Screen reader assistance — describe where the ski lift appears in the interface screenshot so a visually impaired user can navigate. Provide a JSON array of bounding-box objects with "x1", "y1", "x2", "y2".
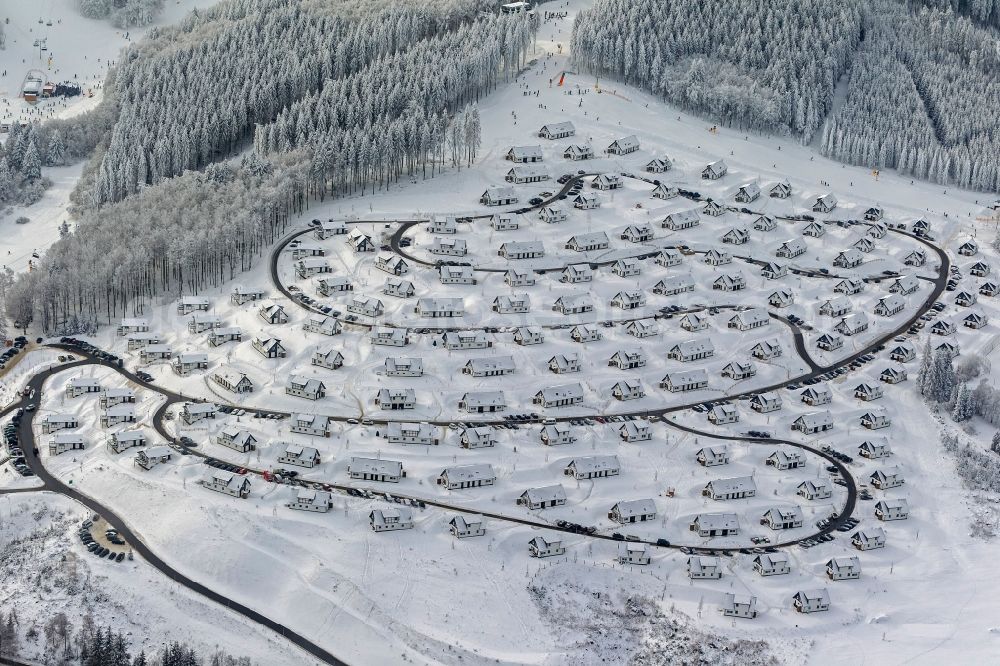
[
  {"x1": 33, "y1": 39, "x2": 40, "y2": 47},
  {"x1": 46, "y1": 20, "x2": 53, "y2": 26},
  {"x1": 40, "y1": 44, "x2": 48, "y2": 51},
  {"x1": 38, "y1": 17, "x2": 43, "y2": 24}
]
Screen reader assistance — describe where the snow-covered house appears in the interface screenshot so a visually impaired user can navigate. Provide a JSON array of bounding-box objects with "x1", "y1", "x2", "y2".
[
  {"x1": 290, "y1": 242, "x2": 325, "y2": 259},
  {"x1": 703, "y1": 248, "x2": 732, "y2": 266},
  {"x1": 553, "y1": 294, "x2": 593, "y2": 314},
  {"x1": 661, "y1": 369, "x2": 709, "y2": 392},
  {"x1": 750, "y1": 392, "x2": 782, "y2": 413},
  {"x1": 797, "y1": 479, "x2": 832, "y2": 501},
  {"x1": 216, "y1": 428, "x2": 257, "y2": 453},
  {"x1": 768, "y1": 289, "x2": 794, "y2": 307},
  {"x1": 775, "y1": 238, "x2": 806, "y2": 259},
  {"x1": 645, "y1": 157, "x2": 671, "y2": 173},
  {"x1": 606, "y1": 135, "x2": 639, "y2": 155},
  {"x1": 439, "y1": 265, "x2": 476, "y2": 285},
  {"x1": 662, "y1": 209, "x2": 700, "y2": 231},
  {"x1": 702, "y1": 160, "x2": 727, "y2": 180},
  {"x1": 117, "y1": 317, "x2": 150, "y2": 336},
  {"x1": 490, "y1": 213, "x2": 518, "y2": 231},
  {"x1": 889, "y1": 343, "x2": 915, "y2": 362},
  {"x1": 514, "y1": 326, "x2": 544, "y2": 345},
  {"x1": 258, "y1": 303, "x2": 288, "y2": 325},
  {"x1": 653, "y1": 274, "x2": 695, "y2": 295},
  {"x1": 679, "y1": 312, "x2": 708, "y2": 332},
  {"x1": 48, "y1": 433, "x2": 85, "y2": 456},
  {"x1": 931, "y1": 320, "x2": 957, "y2": 336},
  {"x1": 955, "y1": 290, "x2": 978, "y2": 307},
  {"x1": 703, "y1": 199, "x2": 726, "y2": 217},
  {"x1": 889, "y1": 276, "x2": 920, "y2": 295},
  {"x1": 754, "y1": 214, "x2": 777, "y2": 232},
  {"x1": 375, "y1": 253, "x2": 409, "y2": 275},
  {"x1": 734, "y1": 183, "x2": 760, "y2": 203},
  {"x1": 981, "y1": 281, "x2": 1000, "y2": 296},
  {"x1": 563, "y1": 144, "x2": 594, "y2": 160},
  {"x1": 964, "y1": 311, "x2": 989, "y2": 329},
  {"x1": 286, "y1": 376, "x2": 326, "y2": 401},
  {"x1": 652, "y1": 183, "x2": 679, "y2": 200},
  {"x1": 875, "y1": 498, "x2": 909, "y2": 521},
  {"x1": 619, "y1": 421, "x2": 652, "y2": 443},
  {"x1": 801, "y1": 385, "x2": 832, "y2": 405},
  {"x1": 375, "y1": 388, "x2": 417, "y2": 410},
  {"x1": 277, "y1": 443, "x2": 321, "y2": 469},
  {"x1": 290, "y1": 413, "x2": 330, "y2": 437},
  {"x1": 626, "y1": 317, "x2": 658, "y2": 337},
  {"x1": 231, "y1": 286, "x2": 267, "y2": 305},
  {"x1": 707, "y1": 404, "x2": 739, "y2": 425},
  {"x1": 688, "y1": 556, "x2": 723, "y2": 580},
  {"x1": 533, "y1": 383, "x2": 585, "y2": 408},
  {"x1": 619, "y1": 543, "x2": 651, "y2": 566},
  {"x1": 177, "y1": 297, "x2": 210, "y2": 315},
  {"x1": 728, "y1": 308, "x2": 770, "y2": 331},
  {"x1": 750, "y1": 340, "x2": 782, "y2": 360},
  {"x1": 713, "y1": 272, "x2": 746, "y2": 291},
  {"x1": 722, "y1": 360, "x2": 757, "y2": 381},
  {"x1": 702, "y1": 476, "x2": 756, "y2": 500},
  {"x1": 608, "y1": 348, "x2": 645, "y2": 369},
  {"x1": 518, "y1": 485, "x2": 568, "y2": 509},
  {"x1": 609, "y1": 499, "x2": 657, "y2": 524},
  {"x1": 689, "y1": 513, "x2": 739, "y2": 537},
  {"x1": 819, "y1": 296, "x2": 852, "y2": 318},
  {"x1": 181, "y1": 402, "x2": 216, "y2": 425},
  {"x1": 834, "y1": 249, "x2": 864, "y2": 269},
  {"x1": 812, "y1": 193, "x2": 838, "y2": 213},
  {"x1": 610, "y1": 290, "x2": 646, "y2": 310},
  {"x1": 463, "y1": 356, "x2": 515, "y2": 377},
  {"x1": 770, "y1": 181, "x2": 791, "y2": 198},
  {"x1": 854, "y1": 379, "x2": 886, "y2": 402},
  {"x1": 499, "y1": 240, "x2": 545, "y2": 259},
  {"x1": 171, "y1": 352, "x2": 208, "y2": 376},
  {"x1": 528, "y1": 536, "x2": 565, "y2": 558},
  {"x1": 538, "y1": 205, "x2": 567, "y2": 224},
  {"x1": 853, "y1": 237, "x2": 875, "y2": 253},
  {"x1": 611, "y1": 379, "x2": 645, "y2": 401},
  {"x1": 870, "y1": 466, "x2": 904, "y2": 489},
  {"x1": 461, "y1": 426, "x2": 498, "y2": 449},
  {"x1": 480, "y1": 185, "x2": 518, "y2": 206},
  {"x1": 416, "y1": 297, "x2": 464, "y2": 318},
  {"x1": 437, "y1": 464, "x2": 496, "y2": 490},
  {"x1": 565, "y1": 455, "x2": 620, "y2": 480},
  {"x1": 793, "y1": 589, "x2": 831, "y2": 614},
  {"x1": 295, "y1": 257, "x2": 331, "y2": 279},
  {"x1": 347, "y1": 228, "x2": 376, "y2": 252},
  {"x1": 212, "y1": 368, "x2": 254, "y2": 394},
  {"x1": 760, "y1": 506, "x2": 803, "y2": 530},
  {"x1": 722, "y1": 227, "x2": 750, "y2": 245},
  {"x1": 970, "y1": 261, "x2": 991, "y2": 278},
  {"x1": 655, "y1": 248, "x2": 683, "y2": 267},
  {"x1": 760, "y1": 262, "x2": 787, "y2": 280},
  {"x1": 209, "y1": 327, "x2": 243, "y2": 347},
  {"x1": 668, "y1": 339, "x2": 714, "y2": 362},
  {"x1": 449, "y1": 515, "x2": 485, "y2": 539},
  {"x1": 565, "y1": 231, "x2": 610, "y2": 252},
  {"x1": 348, "y1": 458, "x2": 404, "y2": 483},
  {"x1": 442, "y1": 330, "x2": 490, "y2": 350},
  {"x1": 766, "y1": 450, "x2": 803, "y2": 470},
  {"x1": 202, "y1": 470, "x2": 251, "y2": 499},
  {"x1": 287, "y1": 489, "x2": 332, "y2": 513},
  {"x1": 826, "y1": 556, "x2": 861, "y2": 581},
  {"x1": 427, "y1": 215, "x2": 458, "y2": 234},
  {"x1": 835, "y1": 278, "x2": 865, "y2": 296},
  {"x1": 369, "y1": 508, "x2": 413, "y2": 532},
  {"x1": 835, "y1": 313, "x2": 869, "y2": 336},
  {"x1": 252, "y1": 337, "x2": 286, "y2": 358},
  {"x1": 696, "y1": 445, "x2": 730, "y2": 467},
  {"x1": 538, "y1": 121, "x2": 575, "y2": 139},
  {"x1": 802, "y1": 222, "x2": 826, "y2": 238},
  {"x1": 41, "y1": 413, "x2": 80, "y2": 435},
  {"x1": 540, "y1": 423, "x2": 576, "y2": 446},
  {"x1": 505, "y1": 145, "x2": 543, "y2": 163},
  {"x1": 550, "y1": 352, "x2": 583, "y2": 373},
  {"x1": 612, "y1": 257, "x2": 641, "y2": 277},
  {"x1": 852, "y1": 527, "x2": 886, "y2": 551},
  {"x1": 459, "y1": 391, "x2": 507, "y2": 413},
  {"x1": 958, "y1": 239, "x2": 979, "y2": 256},
  {"x1": 858, "y1": 437, "x2": 892, "y2": 459},
  {"x1": 506, "y1": 164, "x2": 549, "y2": 184},
  {"x1": 792, "y1": 411, "x2": 833, "y2": 434},
  {"x1": 621, "y1": 224, "x2": 653, "y2": 243},
  {"x1": 109, "y1": 430, "x2": 148, "y2": 454},
  {"x1": 303, "y1": 314, "x2": 341, "y2": 336},
  {"x1": 313, "y1": 219, "x2": 347, "y2": 239},
  {"x1": 134, "y1": 446, "x2": 172, "y2": 471},
  {"x1": 593, "y1": 173, "x2": 623, "y2": 190},
  {"x1": 505, "y1": 269, "x2": 536, "y2": 287},
  {"x1": 754, "y1": 553, "x2": 791, "y2": 576}
]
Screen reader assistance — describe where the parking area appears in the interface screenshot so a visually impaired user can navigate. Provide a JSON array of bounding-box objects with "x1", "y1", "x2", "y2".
[{"x1": 77, "y1": 515, "x2": 133, "y2": 564}]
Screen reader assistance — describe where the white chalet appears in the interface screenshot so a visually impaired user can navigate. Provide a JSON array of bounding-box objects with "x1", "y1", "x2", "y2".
[
  {"x1": 216, "y1": 428, "x2": 257, "y2": 453},
  {"x1": 348, "y1": 458, "x2": 404, "y2": 483},
  {"x1": 754, "y1": 552, "x2": 791, "y2": 576},
  {"x1": 490, "y1": 213, "x2": 518, "y2": 231},
  {"x1": 728, "y1": 308, "x2": 769, "y2": 331},
  {"x1": 801, "y1": 385, "x2": 832, "y2": 405},
  {"x1": 534, "y1": 383, "x2": 584, "y2": 408},
  {"x1": 287, "y1": 488, "x2": 332, "y2": 513},
  {"x1": 375, "y1": 253, "x2": 409, "y2": 275},
  {"x1": 570, "y1": 323, "x2": 601, "y2": 343},
  {"x1": 797, "y1": 479, "x2": 833, "y2": 501},
  {"x1": 538, "y1": 205, "x2": 567, "y2": 224},
  {"x1": 653, "y1": 274, "x2": 694, "y2": 295},
  {"x1": 212, "y1": 368, "x2": 254, "y2": 394},
  {"x1": 385, "y1": 422, "x2": 438, "y2": 445},
  {"x1": 713, "y1": 272, "x2": 746, "y2": 291},
  {"x1": 439, "y1": 265, "x2": 476, "y2": 285},
  {"x1": 703, "y1": 476, "x2": 756, "y2": 500},
  {"x1": 775, "y1": 238, "x2": 806, "y2": 259},
  {"x1": 565, "y1": 231, "x2": 610, "y2": 252},
  {"x1": 662, "y1": 209, "x2": 700, "y2": 231},
  {"x1": 499, "y1": 240, "x2": 545, "y2": 259},
  {"x1": 369, "y1": 508, "x2": 414, "y2": 532},
  {"x1": 812, "y1": 193, "x2": 838, "y2": 213},
  {"x1": 286, "y1": 376, "x2": 326, "y2": 401},
  {"x1": 538, "y1": 121, "x2": 575, "y2": 139},
  {"x1": 606, "y1": 135, "x2": 639, "y2": 155},
  {"x1": 505, "y1": 269, "x2": 536, "y2": 287},
  {"x1": 347, "y1": 228, "x2": 375, "y2": 252},
  {"x1": 852, "y1": 528, "x2": 887, "y2": 551},
  {"x1": 505, "y1": 165, "x2": 548, "y2": 184},
  {"x1": 661, "y1": 369, "x2": 709, "y2": 392},
  {"x1": 202, "y1": 470, "x2": 251, "y2": 498},
  {"x1": 619, "y1": 421, "x2": 652, "y2": 443},
  {"x1": 427, "y1": 215, "x2": 457, "y2": 234},
  {"x1": 258, "y1": 303, "x2": 288, "y2": 325},
  {"x1": 290, "y1": 413, "x2": 330, "y2": 437},
  {"x1": 619, "y1": 543, "x2": 651, "y2": 566},
  {"x1": 553, "y1": 294, "x2": 592, "y2": 314},
  {"x1": 611, "y1": 379, "x2": 645, "y2": 401},
  {"x1": 371, "y1": 327, "x2": 409, "y2": 347},
  {"x1": 514, "y1": 326, "x2": 544, "y2": 345},
  {"x1": 505, "y1": 145, "x2": 543, "y2": 163},
  {"x1": 449, "y1": 515, "x2": 485, "y2": 538},
  {"x1": 761, "y1": 506, "x2": 804, "y2": 530},
  {"x1": 750, "y1": 340, "x2": 783, "y2": 360},
  {"x1": 612, "y1": 257, "x2": 642, "y2": 277},
  {"x1": 626, "y1": 318, "x2": 658, "y2": 338},
  {"x1": 690, "y1": 513, "x2": 739, "y2": 537},
  {"x1": 803, "y1": 222, "x2": 826, "y2": 238},
  {"x1": 574, "y1": 192, "x2": 600, "y2": 209},
  {"x1": 870, "y1": 466, "x2": 904, "y2": 489},
  {"x1": 416, "y1": 298, "x2": 464, "y2": 318},
  {"x1": 563, "y1": 144, "x2": 593, "y2": 160},
  {"x1": 252, "y1": 337, "x2": 286, "y2": 358},
  {"x1": 463, "y1": 356, "x2": 515, "y2": 377},
  {"x1": 751, "y1": 392, "x2": 782, "y2": 413},
  {"x1": 181, "y1": 402, "x2": 216, "y2": 425},
  {"x1": 722, "y1": 359, "x2": 757, "y2": 381},
  {"x1": 461, "y1": 426, "x2": 498, "y2": 449},
  {"x1": 793, "y1": 589, "x2": 831, "y2": 614},
  {"x1": 668, "y1": 339, "x2": 714, "y2": 362},
  {"x1": 375, "y1": 388, "x2": 416, "y2": 410},
  {"x1": 48, "y1": 433, "x2": 85, "y2": 456},
  {"x1": 480, "y1": 185, "x2": 518, "y2": 206},
  {"x1": 528, "y1": 536, "x2": 565, "y2": 558},
  {"x1": 875, "y1": 498, "x2": 909, "y2": 521},
  {"x1": 645, "y1": 157, "x2": 671, "y2": 173},
  {"x1": 565, "y1": 455, "x2": 620, "y2": 479},
  {"x1": 770, "y1": 181, "x2": 792, "y2": 199},
  {"x1": 688, "y1": 556, "x2": 723, "y2": 579},
  {"x1": 696, "y1": 445, "x2": 730, "y2": 467},
  {"x1": 459, "y1": 391, "x2": 507, "y2": 413},
  {"x1": 592, "y1": 173, "x2": 623, "y2": 190},
  {"x1": 702, "y1": 160, "x2": 727, "y2": 180},
  {"x1": 550, "y1": 353, "x2": 582, "y2": 373},
  {"x1": 621, "y1": 224, "x2": 653, "y2": 243},
  {"x1": 835, "y1": 312, "x2": 870, "y2": 336},
  {"x1": 518, "y1": 485, "x2": 567, "y2": 509},
  {"x1": 437, "y1": 464, "x2": 496, "y2": 490},
  {"x1": 792, "y1": 411, "x2": 834, "y2": 434},
  {"x1": 277, "y1": 443, "x2": 320, "y2": 469},
  {"x1": 609, "y1": 499, "x2": 657, "y2": 524},
  {"x1": 766, "y1": 450, "x2": 803, "y2": 470},
  {"x1": 826, "y1": 556, "x2": 861, "y2": 581}
]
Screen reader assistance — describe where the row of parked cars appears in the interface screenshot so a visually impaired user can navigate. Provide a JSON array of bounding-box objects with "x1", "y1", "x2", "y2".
[
  {"x1": 0, "y1": 336, "x2": 32, "y2": 370},
  {"x1": 3, "y1": 420, "x2": 33, "y2": 477},
  {"x1": 78, "y1": 519, "x2": 131, "y2": 562},
  {"x1": 58, "y1": 337, "x2": 122, "y2": 367}
]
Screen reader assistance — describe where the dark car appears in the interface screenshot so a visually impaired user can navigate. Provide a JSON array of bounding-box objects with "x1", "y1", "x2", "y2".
[
  {"x1": 655, "y1": 538, "x2": 670, "y2": 547},
  {"x1": 528, "y1": 197, "x2": 543, "y2": 206}
]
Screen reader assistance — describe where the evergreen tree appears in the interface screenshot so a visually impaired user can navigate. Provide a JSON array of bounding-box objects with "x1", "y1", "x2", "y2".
[
  {"x1": 931, "y1": 348, "x2": 957, "y2": 403},
  {"x1": 952, "y1": 383, "x2": 973, "y2": 421},
  {"x1": 46, "y1": 130, "x2": 67, "y2": 167},
  {"x1": 917, "y1": 339, "x2": 934, "y2": 397},
  {"x1": 20, "y1": 140, "x2": 42, "y2": 181}
]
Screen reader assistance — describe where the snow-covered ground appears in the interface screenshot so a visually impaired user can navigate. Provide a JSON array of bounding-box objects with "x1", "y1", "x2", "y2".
[{"x1": 7, "y1": 0, "x2": 1000, "y2": 663}]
